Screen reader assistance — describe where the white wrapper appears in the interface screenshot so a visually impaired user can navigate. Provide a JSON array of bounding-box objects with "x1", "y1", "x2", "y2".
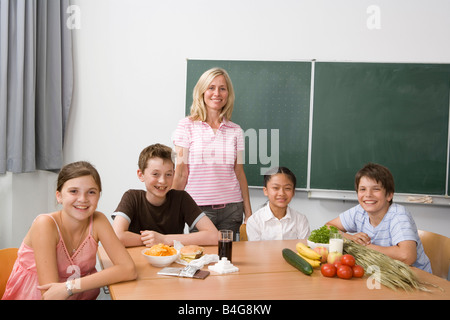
[{"x1": 174, "y1": 240, "x2": 219, "y2": 267}]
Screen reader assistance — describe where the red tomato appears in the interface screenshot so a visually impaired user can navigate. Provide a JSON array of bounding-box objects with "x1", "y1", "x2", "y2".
[
  {"x1": 341, "y1": 254, "x2": 356, "y2": 267},
  {"x1": 320, "y1": 263, "x2": 337, "y2": 277},
  {"x1": 337, "y1": 265, "x2": 353, "y2": 279},
  {"x1": 333, "y1": 261, "x2": 343, "y2": 269},
  {"x1": 352, "y1": 265, "x2": 365, "y2": 278}
]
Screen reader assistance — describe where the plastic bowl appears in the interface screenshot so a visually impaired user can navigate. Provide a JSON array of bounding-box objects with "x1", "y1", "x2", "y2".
[
  {"x1": 307, "y1": 240, "x2": 330, "y2": 250},
  {"x1": 141, "y1": 248, "x2": 179, "y2": 267}
]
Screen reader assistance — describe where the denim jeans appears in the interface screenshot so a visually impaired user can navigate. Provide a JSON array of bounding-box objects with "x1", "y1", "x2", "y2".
[{"x1": 196, "y1": 202, "x2": 244, "y2": 236}]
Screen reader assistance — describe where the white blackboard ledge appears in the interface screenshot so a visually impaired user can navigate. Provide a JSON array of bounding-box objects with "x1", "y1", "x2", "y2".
[{"x1": 307, "y1": 190, "x2": 450, "y2": 207}]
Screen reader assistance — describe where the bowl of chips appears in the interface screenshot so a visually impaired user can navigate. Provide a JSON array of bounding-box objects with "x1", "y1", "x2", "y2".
[{"x1": 142, "y1": 243, "x2": 179, "y2": 267}]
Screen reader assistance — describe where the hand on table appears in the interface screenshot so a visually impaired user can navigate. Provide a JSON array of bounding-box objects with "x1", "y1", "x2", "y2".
[
  {"x1": 140, "y1": 230, "x2": 167, "y2": 247},
  {"x1": 346, "y1": 232, "x2": 371, "y2": 246}
]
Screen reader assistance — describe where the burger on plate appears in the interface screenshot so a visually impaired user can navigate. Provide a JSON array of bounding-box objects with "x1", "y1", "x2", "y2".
[{"x1": 180, "y1": 245, "x2": 204, "y2": 262}]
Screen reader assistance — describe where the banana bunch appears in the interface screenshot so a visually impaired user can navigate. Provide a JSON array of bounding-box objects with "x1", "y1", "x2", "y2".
[{"x1": 296, "y1": 242, "x2": 322, "y2": 268}]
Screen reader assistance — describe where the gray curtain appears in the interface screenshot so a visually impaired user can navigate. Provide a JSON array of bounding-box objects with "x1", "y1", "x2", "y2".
[{"x1": 0, "y1": 0, "x2": 73, "y2": 174}]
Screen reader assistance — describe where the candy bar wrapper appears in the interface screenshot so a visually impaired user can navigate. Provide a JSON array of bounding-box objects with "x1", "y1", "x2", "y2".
[{"x1": 157, "y1": 267, "x2": 210, "y2": 279}]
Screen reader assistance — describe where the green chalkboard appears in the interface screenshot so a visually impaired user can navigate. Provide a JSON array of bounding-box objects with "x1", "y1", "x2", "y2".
[
  {"x1": 185, "y1": 60, "x2": 312, "y2": 188},
  {"x1": 310, "y1": 62, "x2": 450, "y2": 195},
  {"x1": 185, "y1": 60, "x2": 450, "y2": 196}
]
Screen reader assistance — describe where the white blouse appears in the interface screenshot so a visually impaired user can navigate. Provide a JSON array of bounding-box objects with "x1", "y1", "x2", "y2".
[{"x1": 246, "y1": 203, "x2": 310, "y2": 241}]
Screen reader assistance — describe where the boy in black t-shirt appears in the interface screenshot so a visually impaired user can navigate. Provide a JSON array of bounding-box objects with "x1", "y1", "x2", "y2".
[{"x1": 112, "y1": 144, "x2": 218, "y2": 247}]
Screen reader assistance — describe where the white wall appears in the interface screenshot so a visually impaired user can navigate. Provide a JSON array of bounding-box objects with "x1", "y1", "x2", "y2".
[
  {"x1": 2, "y1": 0, "x2": 450, "y2": 248},
  {"x1": 0, "y1": 171, "x2": 56, "y2": 248}
]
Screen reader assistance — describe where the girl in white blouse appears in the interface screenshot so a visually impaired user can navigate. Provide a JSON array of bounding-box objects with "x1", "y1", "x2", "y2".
[{"x1": 246, "y1": 167, "x2": 310, "y2": 241}]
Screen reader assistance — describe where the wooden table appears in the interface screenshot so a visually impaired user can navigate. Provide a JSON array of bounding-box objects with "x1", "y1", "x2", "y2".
[{"x1": 97, "y1": 239, "x2": 450, "y2": 300}]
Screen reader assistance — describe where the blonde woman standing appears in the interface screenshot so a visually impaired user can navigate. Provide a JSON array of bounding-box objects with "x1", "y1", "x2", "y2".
[{"x1": 173, "y1": 68, "x2": 252, "y2": 235}]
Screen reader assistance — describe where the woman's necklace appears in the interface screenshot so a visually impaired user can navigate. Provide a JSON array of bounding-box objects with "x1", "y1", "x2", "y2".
[{"x1": 60, "y1": 211, "x2": 88, "y2": 254}]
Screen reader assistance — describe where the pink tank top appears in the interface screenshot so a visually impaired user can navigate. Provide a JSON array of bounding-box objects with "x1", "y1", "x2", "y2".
[{"x1": 2, "y1": 214, "x2": 99, "y2": 300}]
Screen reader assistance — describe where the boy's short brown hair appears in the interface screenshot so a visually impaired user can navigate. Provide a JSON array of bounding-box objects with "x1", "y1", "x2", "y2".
[
  {"x1": 138, "y1": 143, "x2": 175, "y2": 172},
  {"x1": 355, "y1": 163, "x2": 395, "y2": 204}
]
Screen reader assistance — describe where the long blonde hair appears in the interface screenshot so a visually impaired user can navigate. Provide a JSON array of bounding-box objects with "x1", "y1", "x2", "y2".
[{"x1": 189, "y1": 68, "x2": 235, "y2": 122}]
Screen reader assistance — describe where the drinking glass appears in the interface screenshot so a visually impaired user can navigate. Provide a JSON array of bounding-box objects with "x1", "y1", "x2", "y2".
[{"x1": 218, "y1": 230, "x2": 233, "y2": 262}]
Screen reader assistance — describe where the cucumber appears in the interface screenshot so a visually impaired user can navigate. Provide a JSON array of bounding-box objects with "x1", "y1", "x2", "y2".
[{"x1": 282, "y1": 248, "x2": 313, "y2": 275}]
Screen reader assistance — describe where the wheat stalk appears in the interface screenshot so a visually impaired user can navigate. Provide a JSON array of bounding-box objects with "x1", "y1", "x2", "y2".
[{"x1": 343, "y1": 239, "x2": 439, "y2": 292}]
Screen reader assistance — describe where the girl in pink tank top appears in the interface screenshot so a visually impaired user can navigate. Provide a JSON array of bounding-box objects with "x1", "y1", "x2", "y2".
[{"x1": 2, "y1": 161, "x2": 136, "y2": 300}]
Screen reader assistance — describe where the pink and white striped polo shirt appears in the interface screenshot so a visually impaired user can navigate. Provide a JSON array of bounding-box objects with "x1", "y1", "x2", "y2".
[{"x1": 173, "y1": 117, "x2": 244, "y2": 206}]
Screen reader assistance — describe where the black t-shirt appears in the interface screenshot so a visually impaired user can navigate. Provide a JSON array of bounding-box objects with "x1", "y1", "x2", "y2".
[{"x1": 112, "y1": 189, "x2": 203, "y2": 234}]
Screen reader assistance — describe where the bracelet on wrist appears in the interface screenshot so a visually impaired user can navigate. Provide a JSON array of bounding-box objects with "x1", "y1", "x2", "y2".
[{"x1": 65, "y1": 279, "x2": 75, "y2": 297}]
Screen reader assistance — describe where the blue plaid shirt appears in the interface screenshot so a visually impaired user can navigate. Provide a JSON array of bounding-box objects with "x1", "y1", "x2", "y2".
[{"x1": 340, "y1": 203, "x2": 432, "y2": 273}]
